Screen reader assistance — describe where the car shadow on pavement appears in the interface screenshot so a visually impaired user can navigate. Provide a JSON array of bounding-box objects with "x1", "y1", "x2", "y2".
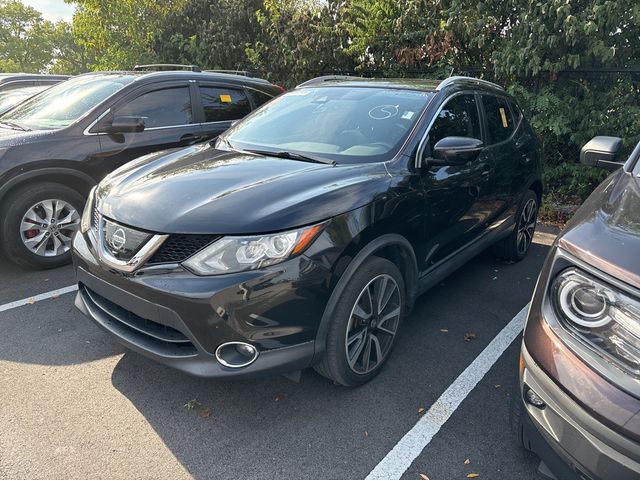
[{"x1": 109, "y1": 243, "x2": 552, "y2": 480}]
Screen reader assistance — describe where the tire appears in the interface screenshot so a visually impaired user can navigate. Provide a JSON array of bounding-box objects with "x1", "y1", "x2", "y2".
[
  {"x1": 493, "y1": 189, "x2": 538, "y2": 262},
  {"x1": 1, "y1": 182, "x2": 85, "y2": 270},
  {"x1": 315, "y1": 256, "x2": 405, "y2": 387}
]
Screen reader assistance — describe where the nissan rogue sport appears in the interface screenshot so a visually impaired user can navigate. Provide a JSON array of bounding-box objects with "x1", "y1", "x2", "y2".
[{"x1": 72, "y1": 76, "x2": 543, "y2": 386}]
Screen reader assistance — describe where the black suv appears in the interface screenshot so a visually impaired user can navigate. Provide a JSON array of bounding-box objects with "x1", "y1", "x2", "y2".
[
  {"x1": 0, "y1": 67, "x2": 283, "y2": 269},
  {"x1": 73, "y1": 76, "x2": 542, "y2": 386}
]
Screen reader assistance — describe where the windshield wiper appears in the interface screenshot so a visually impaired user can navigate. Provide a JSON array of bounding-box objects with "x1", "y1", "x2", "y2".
[
  {"x1": 244, "y1": 149, "x2": 336, "y2": 166},
  {"x1": 0, "y1": 121, "x2": 30, "y2": 131}
]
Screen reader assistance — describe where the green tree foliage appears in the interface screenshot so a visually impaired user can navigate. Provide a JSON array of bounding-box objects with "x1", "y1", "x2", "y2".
[
  {"x1": 71, "y1": 0, "x2": 185, "y2": 69},
  {"x1": 0, "y1": 0, "x2": 56, "y2": 72},
  {"x1": 155, "y1": 0, "x2": 264, "y2": 70}
]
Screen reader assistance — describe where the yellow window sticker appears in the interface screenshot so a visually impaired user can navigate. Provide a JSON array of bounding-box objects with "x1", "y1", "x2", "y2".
[
  {"x1": 499, "y1": 107, "x2": 508, "y2": 128},
  {"x1": 220, "y1": 94, "x2": 232, "y2": 103}
]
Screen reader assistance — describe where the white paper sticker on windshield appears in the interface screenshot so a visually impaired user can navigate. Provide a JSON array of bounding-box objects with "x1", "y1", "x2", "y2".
[{"x1": 402, "y1": 111, "x2": 415, "y2": 120}]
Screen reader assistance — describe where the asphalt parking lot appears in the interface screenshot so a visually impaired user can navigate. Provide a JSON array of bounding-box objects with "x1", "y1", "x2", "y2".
[{"x1": 0, "y1": 230, "x2": 558, "y2": 480}]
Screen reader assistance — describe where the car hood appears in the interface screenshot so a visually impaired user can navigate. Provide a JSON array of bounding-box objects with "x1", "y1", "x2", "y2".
[
  {"x1": 97, "y1": 143, "x2": 391, "y2": 234},
  {"x1": 559, "y1": 169, "x2": 640, "y2": 289},
  {"x1": 0, "y1": 125, "x2": 56, "y2": 146}
]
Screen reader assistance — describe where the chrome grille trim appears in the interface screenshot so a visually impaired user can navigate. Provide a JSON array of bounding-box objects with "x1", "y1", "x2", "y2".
[{"x1": 95, "y1": 214, "x2": 168, "y2": 273}]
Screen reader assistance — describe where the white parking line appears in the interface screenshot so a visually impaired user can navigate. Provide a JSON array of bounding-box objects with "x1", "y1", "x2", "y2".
[
  {"x1": 365, "y1": 304, "x2": 529, "y2": 480},
  {"x1": 0, "y1": 285, "x2": 78, "y2": 314}
]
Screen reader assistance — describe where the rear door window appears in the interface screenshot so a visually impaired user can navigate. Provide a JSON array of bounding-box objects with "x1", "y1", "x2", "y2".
[
  {"x1": 116, "y1": 86, "x2": 193, "y2": 128},
  {"x1": 199, "y1": 86, "x2": 251, "y2": 122},
  {"x1": 482, "y1": 95, "x2": 515, "y2": 144}
]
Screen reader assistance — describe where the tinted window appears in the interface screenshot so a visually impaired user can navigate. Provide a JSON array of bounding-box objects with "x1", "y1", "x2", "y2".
[
  {"x1": 508, "y1": 99, "x2": 523, "y2": 124},
  {"x1": 248, "y1": 89, "x2": 274, "y2": 108},
  {"x1": 117, "y1": 87, "x2": 193, "y2": 128},
  {"x1": 482, "y1": 95, "x2": 514, "y2": 144},
  {"x1": 428, "y1": 94, "x2": 481, "y2": 151},
  {"x1": 200, "y1": 86, "x2": 251, "y2": 122}
]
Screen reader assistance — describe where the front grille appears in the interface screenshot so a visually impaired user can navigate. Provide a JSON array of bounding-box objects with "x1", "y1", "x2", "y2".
[
  {"x1": 81, "y1": 285, "x2": 197, "y2": 357},
  {"x1": 148, "y1": 234, "x2": 220, "y2": 265},
  {"x1": 102, "y1": 218, "x2": 152, "y2": 261}
]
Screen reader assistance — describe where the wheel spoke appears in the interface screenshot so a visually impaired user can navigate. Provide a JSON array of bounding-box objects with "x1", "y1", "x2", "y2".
[
  {"x1": 22, "y1": 207, "x2": 45, "y2": 227},
  {"x1": 370, "y1": 334, "x2": 383, "y2": 364},
  {"x1": 41, "y1": 200, "x2": 54, "y2": 223},
  {"x1": 362, "y1": 334, "x2": 373, "y2": 372},
  {"x1": 347, "y1": 329, "x2": 367, "y2": 367},
  {"x1": 377, "y1": 306, "x2": 400, "y2": 335}
]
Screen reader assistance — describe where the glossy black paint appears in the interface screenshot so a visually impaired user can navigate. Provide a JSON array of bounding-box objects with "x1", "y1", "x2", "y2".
[
  {"x1": 0, "y1": 71, "x2": 282, "y2": 204},
  {"x1": 74, "y1": 78, "x2": 542, "y2": 378}
]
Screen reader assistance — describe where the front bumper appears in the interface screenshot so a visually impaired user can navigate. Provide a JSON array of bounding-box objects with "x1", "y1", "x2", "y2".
[
  {"x1": 520, "y1": 344, "x2": 640, "y2": 480},
  {"x1": 72, "y1": 231, "x2": 332, "y2": 378}
]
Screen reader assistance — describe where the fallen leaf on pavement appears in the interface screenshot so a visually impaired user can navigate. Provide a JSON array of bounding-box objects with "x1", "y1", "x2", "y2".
[
  {"x1": 364, "y1": 431, "x2": 368, "y2": 437},
  {"x1": 467, "y1": 474, "x2": 479, "y2": 478},
  {"x1": 26, "y1": 298, "x2": 35, "y2": 305},
  {"x1": 495, "y1": 384, "x2": 501, "y2": 389},
  {"x1": 198, "y1": 407, "x2": 211, "y2": 418},
  {"x1": 464, "y1": 332, "x2": 477, "y2": 342},
  {"x1": 418, "y1": 407, "x2": 426, "y2": 414},
  {"x1": 419, "y1": 474, "x2": 430, "y2": 480},
  {"x1": 439, "y1": 328, "x2": 449, "y2": 333},
  {"x1": 464, "y1": 458, "x2": 470, "y2": 465},
  {"x1": 274, "y1": 393, "x2": 286, "y2": 402},
  {"x1": 183, "y1": 399, "x2": 201, "y2": 411}
]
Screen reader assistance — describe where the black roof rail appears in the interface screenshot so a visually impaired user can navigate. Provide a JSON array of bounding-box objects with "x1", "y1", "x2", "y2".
[
  {"x1": 133, "y1": 64, "x2": 202, "y2": 72},
  {"x1": 203, "y1": 69, "x2": 252, "y2": 77},
  {"x1": 436, "y1": 76, "x2": 504, "y2": 91},
  {"x1": 297, "y1": 75, "x2": 360, "y2": 88}
]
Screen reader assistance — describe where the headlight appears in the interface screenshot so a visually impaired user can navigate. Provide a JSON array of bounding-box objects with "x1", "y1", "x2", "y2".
[
  {"x1": 80, "y1": 186, "x2": 97, "y2": 234},
  {"x1": 182, "y1": 223, "x2": 325, "y2": 275},
  {"x1": 552, "y1": 268, "x2": 640, "y2": 377}
]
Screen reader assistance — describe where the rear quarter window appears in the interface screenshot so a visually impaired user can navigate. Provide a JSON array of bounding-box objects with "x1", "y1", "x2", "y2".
[
  {"x1": 247, "y1": 89, "x2": 274, "y2": 108},
  {"x1": 200, "y1": 86, "x2": 251, "y2": 122}
]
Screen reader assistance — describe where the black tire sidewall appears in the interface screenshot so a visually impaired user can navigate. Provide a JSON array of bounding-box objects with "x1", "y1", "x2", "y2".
[
  {"x1": 1, "y1": 183, "x2": 85, "y2": 269},
  {"x1": 498, "y1": 190, "x2": 539, "y2": 262},
  {"x1": 320, "y1": 256, "x2": 405, "y2": 386}
]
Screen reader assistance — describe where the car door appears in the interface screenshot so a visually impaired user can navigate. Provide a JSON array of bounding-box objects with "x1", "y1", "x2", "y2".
[
  {"x1": 420, "y1": 92, "x2": 495, "y2": 267},
  {"x1": 478, "y1": 93, "x2": 519, "y2": 225},
  {"x1": 95, "y1": 81, "x2": 202, "y2": 174},
  {"x1": 196, "y1": 83, "x2": 252, "y2": 141}
]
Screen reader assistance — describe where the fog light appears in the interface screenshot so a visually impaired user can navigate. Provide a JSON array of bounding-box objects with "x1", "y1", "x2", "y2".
[
  {"x1": 236, "y1": 343, "x2": 255, "y2": 357},
  {"x1": 525, "y1": 387, "x2": 546, "y2": 409}
]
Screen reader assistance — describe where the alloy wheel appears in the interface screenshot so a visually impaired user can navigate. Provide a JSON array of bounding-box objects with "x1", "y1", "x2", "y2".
[
  {"x1": 19, "y1": 199, "x2": 80, "y2": 257},
  {"x1": 345, "y1": 274, "x2": 401, "y2": 374},
  {"x1": 516, "y1": 198, "x2": 537, "y2": 256}
]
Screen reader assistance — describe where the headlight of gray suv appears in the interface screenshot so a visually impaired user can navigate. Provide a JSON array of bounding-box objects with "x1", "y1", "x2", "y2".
[
  {"x1": 552, "y1": 268, "x2": 640, "y2": 377},
  {"x1": 182, "y1": 223, "x2": 325, "y2": 275}
]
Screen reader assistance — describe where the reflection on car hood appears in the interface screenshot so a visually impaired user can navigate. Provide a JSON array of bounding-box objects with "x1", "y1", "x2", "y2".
[
  {"x1": 97, "y1": 143, "x2": 391, "y2": 234},
  {"x1": 559, "y1": 170, "x2": 640, "y2": 288}
]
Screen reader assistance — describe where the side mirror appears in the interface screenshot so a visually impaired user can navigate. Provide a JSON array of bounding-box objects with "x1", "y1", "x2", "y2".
[
  {"x1": 580, "y1": 136, "x2": 623, "y2": 171},
  {"x1": 430, "y1": 136, "x2": 483, "y2": 166},
  {"x1": 107, "y1": 116, "x2": 145, "y2": 133}
]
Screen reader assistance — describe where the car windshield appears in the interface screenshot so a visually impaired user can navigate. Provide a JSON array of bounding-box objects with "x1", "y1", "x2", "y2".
[
  {"x1": 0, "y1": 74, "x2": 135, "y2": 130},
  {"x1": 0, "y1": 86, "x2": 47, "y2": 115},
  {"x1": 223, "y1": 86, "x2": 434, "y2": 164}
]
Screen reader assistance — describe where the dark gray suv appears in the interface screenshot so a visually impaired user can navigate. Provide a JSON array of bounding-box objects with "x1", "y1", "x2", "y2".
[{"x1": 515, "y1": 136, "x2": 640, "y2": 480}]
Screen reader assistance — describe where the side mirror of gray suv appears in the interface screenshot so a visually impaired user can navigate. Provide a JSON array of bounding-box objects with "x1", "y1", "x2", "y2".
[{"x1": 580, "y1": 136, "x2": 623, "y2": 171}]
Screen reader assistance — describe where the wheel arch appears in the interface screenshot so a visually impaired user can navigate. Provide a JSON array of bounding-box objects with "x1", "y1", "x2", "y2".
[
  {"x1": 312, "y1": 233, "x2": 418, "y2": 364},
  {"x1": 0, "y1": 167, "x2": 96, "y2": 208}
]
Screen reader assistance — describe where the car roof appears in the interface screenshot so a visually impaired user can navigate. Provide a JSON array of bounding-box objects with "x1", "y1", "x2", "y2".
[
  {"x1": 296, "y1": 75, "x2": 505, "y2": 95},
  {"x1": 0, "y1": 73, "x2": 70, "y2": 84},
  {"x1": 77, "y1": 70, "x2": 276, "y2": 89}
]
